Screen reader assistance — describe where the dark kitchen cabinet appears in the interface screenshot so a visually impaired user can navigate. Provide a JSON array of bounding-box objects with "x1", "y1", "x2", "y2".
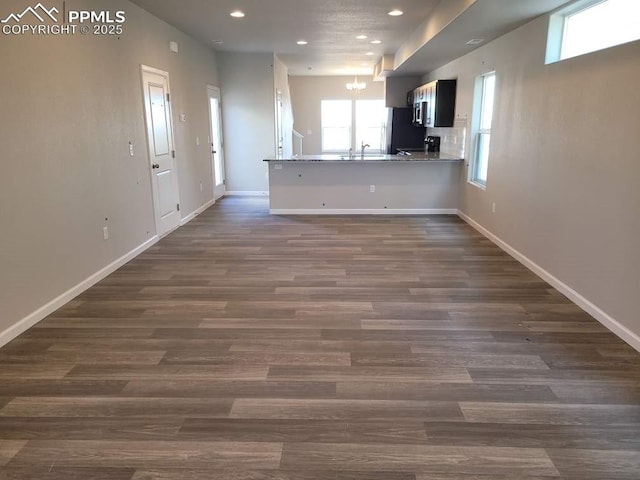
[
  {"x1": 406, "y1": 90, "x2": 414, "y2": 106},
  {"x1": 409, "y1": 79, "x2": 457, "y2": 128},
  {"x1": 424, "y1": 79, "x2": 457, "y2": 128}
]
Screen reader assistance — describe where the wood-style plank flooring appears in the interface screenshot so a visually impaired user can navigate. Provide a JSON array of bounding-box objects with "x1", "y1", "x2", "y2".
[{"x1": 1, "y1": 196, "x2": 639, "y2": 479}]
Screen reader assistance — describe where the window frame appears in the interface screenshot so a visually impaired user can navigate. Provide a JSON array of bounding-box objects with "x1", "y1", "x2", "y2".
[
  {"x1": 355, "y1": 99, "x2": 386, "y2": 154},
  {"x1": 546, "y1": 0, "x2": 640, "y2": 64},
  {"x1": 320, "y1": 98, "x2": 386, "y2": 154},
  {"x1": 320, "y1": 99, "x2": 353, "y2": 153},
  {"x1": 469, "y1": 71, "x2": 496, "y2": 189}
]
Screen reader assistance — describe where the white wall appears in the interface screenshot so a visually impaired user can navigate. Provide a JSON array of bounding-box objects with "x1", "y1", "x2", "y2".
[
  {"x1": 217, "y1": 52, "x2": 275, "y2": 193},
  {"x1": 425, "y1": 17, "x2": 640, "y2": 345},
  {"x1": 0, "y1": 0, "x2": 219, "y2": 344},
  {"x1": 289, "y1": 76, "x2": 384, "y2": 154}
]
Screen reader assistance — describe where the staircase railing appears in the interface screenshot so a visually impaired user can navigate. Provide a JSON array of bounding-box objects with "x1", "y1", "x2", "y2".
[{"x1": 293, "y1": 129, "x2": 304, "y2": 156}]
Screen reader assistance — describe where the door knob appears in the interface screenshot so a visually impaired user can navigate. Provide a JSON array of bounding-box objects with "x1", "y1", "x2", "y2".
[{"x1": 152, "y1": 163, "x2": 160, "y2": 169}]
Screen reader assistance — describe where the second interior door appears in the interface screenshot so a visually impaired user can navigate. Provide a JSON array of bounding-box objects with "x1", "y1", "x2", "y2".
[{"x1": 207, "y1": 86, "x2": 226, "y2": 200}]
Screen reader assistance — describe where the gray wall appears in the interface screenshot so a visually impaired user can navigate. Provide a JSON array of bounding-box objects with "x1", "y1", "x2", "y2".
[
  {"x1": 0, "y1": 0, "x2": 219, "y2": 340},
  {"x1": 425, "y1": 17, "x2": 640, "y2": 342},
  {"x1": 385, "y1": 76, "x2": 422, "y2": 107},
  {"x1": 289, "y1": 76, "x2": 384, "y2": 154},
  {"x1": 217, "y1": 52, "x2": 275, "y2": 193}
]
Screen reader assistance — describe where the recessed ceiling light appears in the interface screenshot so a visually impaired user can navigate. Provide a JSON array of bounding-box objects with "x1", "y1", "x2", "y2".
[
  {"x1": 388, "y1": 9, "x2": 404, "y2": 16},
  {"x1": 356, "y1": 35, "x2": 368, "y2": 40},
  {"x1": 466, "y1": 38, "x2": 485, "y2": 45},
  {"x1": 230, "y1": 10, "x2": 245, "y2": 18},
  {"x1": 297, "y1": 40, "x2": 308, "y2": 45},
  {"x1": 371, "y1": 40, "x2": 382, "y2": 44},
  {"x1": 365, "y1": 51, "x2": 375, "y2": 56}
]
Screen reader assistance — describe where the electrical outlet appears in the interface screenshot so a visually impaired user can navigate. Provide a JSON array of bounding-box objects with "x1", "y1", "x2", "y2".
[
  {"x1": 103, "y1": 226, "x2": 109, "y2": 240},
  {"x1": 492, "y1": 202, "x2": 497, "y2": 213},
  {"x1": 196, "y1": 137, "x2": 200, "y2": 146},
  {"x1": 200, "y1": 181, "x2": 203, "y2": 192},
  {"x1": 369, "y1": 185, "x2": 375, "y2": 193},
  {"x1": 128, "y1": 142, "x2": 134, "y2": 157}
]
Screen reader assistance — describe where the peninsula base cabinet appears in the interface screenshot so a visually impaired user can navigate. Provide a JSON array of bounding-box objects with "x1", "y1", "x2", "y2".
[{"x1": 264, "y1": 156, "x2": 463, "y2": 214}]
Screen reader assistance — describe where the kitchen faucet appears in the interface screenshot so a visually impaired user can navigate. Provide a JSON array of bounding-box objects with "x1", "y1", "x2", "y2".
[{"x1": 360, "y1": 141, "x2": 370, "y2": 159}]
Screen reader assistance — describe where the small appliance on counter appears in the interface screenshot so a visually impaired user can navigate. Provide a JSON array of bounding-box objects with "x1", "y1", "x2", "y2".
[{"x1": 426, "y1": 135, "x2": 441, "y2": 153}]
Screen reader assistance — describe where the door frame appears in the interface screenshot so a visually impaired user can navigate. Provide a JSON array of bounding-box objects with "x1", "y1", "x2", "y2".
[
  {"x1": 275, "y1": 89, "x2": 284, "y2": 157},
  {"x1": 141, "y1": 64, "x2": 181, "y2": 237},
  {"x1": 207, "y1": 85, "x2": 226, "y2": 200}
]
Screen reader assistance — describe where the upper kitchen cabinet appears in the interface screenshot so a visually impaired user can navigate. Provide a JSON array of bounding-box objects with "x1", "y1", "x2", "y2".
[
  {"x1": 425, "y1": 79, "x2": 457, "y2": 128},
  {"x1": 409, "y1": 79, "x2": 457, "y2": 128}
]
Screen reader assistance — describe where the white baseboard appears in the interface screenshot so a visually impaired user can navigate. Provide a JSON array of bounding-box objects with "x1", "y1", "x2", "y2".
[
  {"x1": 270, "y1": 208, "x2": 458, "y2": 215},
  {"x1": 180, "y1": 198, "x2": 215, "y2": 226},
  {"x1": 457, "y1": 210, "x2": 640, "y2": 353},
  {"x1": 225, "y1": 191, "x2": 269, "y2": 197},
  {"x1": 0, "y1": 236, "x2": 159, "y2": 349}
]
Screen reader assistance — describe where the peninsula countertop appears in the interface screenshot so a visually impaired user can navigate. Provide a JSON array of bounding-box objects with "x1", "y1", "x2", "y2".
[{"x1": 263, "y1": 152, "x2": 463, "y2": 163}]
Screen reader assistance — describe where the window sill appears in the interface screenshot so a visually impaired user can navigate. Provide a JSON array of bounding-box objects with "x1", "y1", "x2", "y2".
[{"x1": 468, "y1": 180, "x2": 487, "y2": 191}]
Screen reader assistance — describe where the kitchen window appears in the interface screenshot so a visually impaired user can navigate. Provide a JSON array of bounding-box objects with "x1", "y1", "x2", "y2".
[
  {"x1": 355, "y1": 100, "x2": 386, "y2": 153},
  {"x1": 470, "y1": 71, "x2": 496, "y2": 187},
  {"x1": 546, "y1": 0, "x2": 640, "y2": 63},
  {"x1": 321, "y1": 99, "x2": 386, "y2": 153},
  {"x1": 321, "y1": 100, "x2": 352, "y2": 152}
]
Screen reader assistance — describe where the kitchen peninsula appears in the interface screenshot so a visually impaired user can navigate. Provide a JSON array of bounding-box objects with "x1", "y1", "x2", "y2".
[{"x1": 264, "y1": 153, "x2": 463, "y2": 214}]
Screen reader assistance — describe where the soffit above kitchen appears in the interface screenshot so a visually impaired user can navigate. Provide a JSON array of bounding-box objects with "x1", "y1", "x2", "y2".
[{"x1": 129, "y1": 0, "x2": 573, "y2": 76}]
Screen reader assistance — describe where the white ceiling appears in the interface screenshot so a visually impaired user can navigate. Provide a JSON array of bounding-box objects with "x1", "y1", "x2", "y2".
[{"x1": 129, "y1": 0, "x2": 572, "y2": 77}]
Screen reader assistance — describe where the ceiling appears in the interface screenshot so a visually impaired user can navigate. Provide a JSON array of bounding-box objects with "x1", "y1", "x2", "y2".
[{"x1": 129, "y1": 0, "x2": 573, "y2": 77}]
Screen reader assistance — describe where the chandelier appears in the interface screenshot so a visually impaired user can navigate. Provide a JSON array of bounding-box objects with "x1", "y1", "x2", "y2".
[{"x1": 346, "y1": 76, "x2": 366, "y2": 91}]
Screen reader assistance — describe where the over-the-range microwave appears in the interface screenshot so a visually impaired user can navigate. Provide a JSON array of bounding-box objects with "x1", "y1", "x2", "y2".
[{"x1": 413, "y1": 101, "x2": 427, "y2": 127}]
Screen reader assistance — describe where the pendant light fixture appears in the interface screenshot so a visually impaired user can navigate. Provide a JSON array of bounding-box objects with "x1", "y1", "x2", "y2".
[{"x1": 346, "y1": 75, "x2": 366, "y2": 92}]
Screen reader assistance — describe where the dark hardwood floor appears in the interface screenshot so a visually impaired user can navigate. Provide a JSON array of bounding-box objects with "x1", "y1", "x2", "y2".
[{"x1": 1, "y1": 196, "x2": 639, "y2": 479}]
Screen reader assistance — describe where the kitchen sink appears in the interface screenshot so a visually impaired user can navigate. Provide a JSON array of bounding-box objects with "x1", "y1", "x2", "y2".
[{"x1": 339, "y1": 154, "x2": 389, "y2": 160}]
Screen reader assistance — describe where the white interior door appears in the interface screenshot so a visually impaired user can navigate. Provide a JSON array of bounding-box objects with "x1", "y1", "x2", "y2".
[
  {"x1": 142, "y1": 66, "x2": 180, "y2": 237},
  {"x1": 207, "y1": 86, "x2": 226, "y2": 199}
]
